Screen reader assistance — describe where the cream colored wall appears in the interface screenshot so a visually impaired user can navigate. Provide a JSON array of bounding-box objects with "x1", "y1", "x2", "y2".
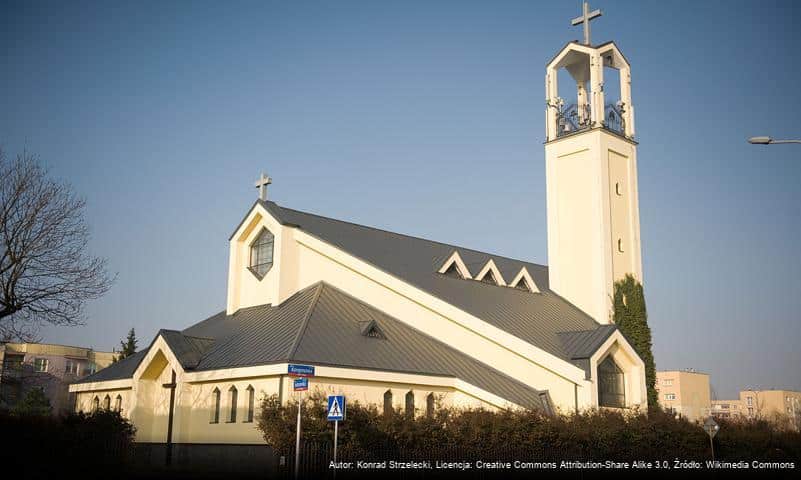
[
  {"x1": 75, "y1": 389, "x2": 132, "y2": 415},
  {"x1": 655, "y1": 371, "x2": 711, "y2": 422},
  {"x1": 740, "y1": 390, "x2": 801, "y2": 419},
  {"x1": 545, "y1": 129, "x2": 642, "y2": 325}
]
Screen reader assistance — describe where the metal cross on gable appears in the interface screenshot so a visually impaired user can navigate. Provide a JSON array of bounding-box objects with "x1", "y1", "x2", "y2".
[
  {"x1": 571, "y1": 1, "x2": 603, "y2": 46},
  {"x1": 255, "y1": 172, "x2": 272, "y2": 201}
]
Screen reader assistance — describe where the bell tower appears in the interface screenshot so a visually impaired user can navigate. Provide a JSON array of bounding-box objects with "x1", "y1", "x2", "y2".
[{"x1": 544, "y1": 5, "x2": 643, "y2": 324}]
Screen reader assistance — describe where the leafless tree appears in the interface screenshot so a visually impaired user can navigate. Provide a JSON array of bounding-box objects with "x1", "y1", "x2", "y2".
[{"x1": 0, "y1": 149, "x2": 114, "y2": 341}]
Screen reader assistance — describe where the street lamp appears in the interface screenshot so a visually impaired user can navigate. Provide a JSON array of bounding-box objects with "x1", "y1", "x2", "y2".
[{"x1": 748, "y1": 136, "x2": 801, "y2": 145}]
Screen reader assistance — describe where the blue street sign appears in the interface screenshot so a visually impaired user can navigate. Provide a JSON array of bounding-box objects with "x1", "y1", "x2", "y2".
[
  {"x1": 293, "y1": 377, "x2": 308, "y2": 391},
  {"x1": 327, "y1": 395, "x2": 345, "y2": 421},
  {"x1": 288, "y1": 364, "x2": 315, "y2": 377}
]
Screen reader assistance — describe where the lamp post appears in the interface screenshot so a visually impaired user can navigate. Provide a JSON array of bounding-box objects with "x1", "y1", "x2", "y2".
[{"x1": 748, "y1": 136, "x2": 801, "y2": 145}]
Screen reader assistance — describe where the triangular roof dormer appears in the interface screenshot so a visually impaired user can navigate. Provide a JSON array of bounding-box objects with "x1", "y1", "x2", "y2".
[
  {"x1": 509, "y1": 267, "x2": 540, "y2": 293},
  {"x1": 437, "y1": 251, "x2": 472, "y2": 279},
  {"x1": 474, "y1": 259, "x2": 506, "y2": 287}
]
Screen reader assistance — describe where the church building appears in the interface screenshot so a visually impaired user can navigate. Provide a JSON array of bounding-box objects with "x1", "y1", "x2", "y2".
[{"x1": 71, "y1": 10, "x2": 648, "y2": 445}]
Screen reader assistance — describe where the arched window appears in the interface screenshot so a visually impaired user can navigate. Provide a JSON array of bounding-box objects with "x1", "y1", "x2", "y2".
[
  {"x1": 405, "y1": 391, "x2": 415, "y2": 418},
  {"x1": 383, "y1": 390, "x2": 393, "y2": 416},
  {"x1": 598, "y1": 356, "x2": 626, "y2": 408},
  {"x1": 103, "y1": 394, "x2": 111, "y2": 410},
  {"x1": 210, "y1": 387, "x2": 221, "y2": 423},
  {"x1": 92, "y1": 396, "x2": 99, "y2": 412},
  {"x1": 244, "y1": 385, "x2": 255, "y2": 423},
  {"x1": 249, "y1": 228, "x2": 275, "y2": 278},
  {"x1": 426, "y1": 393, "x2": 435, "y2": 417},
  {"x1": 115, "y1": 394, "x2": 122, "y2": 412},
  {"x1": 617, "y1": 238, "x2": 624, "y2": 253},
  {"x1": 228, "y1": 386, "x2": 238, "y2": 423}
]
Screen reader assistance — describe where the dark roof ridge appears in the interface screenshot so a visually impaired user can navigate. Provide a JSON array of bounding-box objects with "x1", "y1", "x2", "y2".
[
  {"x1": 269, "y1": 201, "x2": 548, "y2": 271},
  {"x1": 286, "y1": 282, "x2": 325, "y2": 359}
]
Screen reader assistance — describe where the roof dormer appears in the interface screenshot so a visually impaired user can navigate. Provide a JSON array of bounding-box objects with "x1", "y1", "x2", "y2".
[
  {"x1": 474, "y1": 259, "x2": 506, "y2": 286},
  {"x1": 437, "y1": 251, "x2": 472, "y2": 279},
  {"x1": 509, "y1": 267, "x2": 540, "y2": 293}
]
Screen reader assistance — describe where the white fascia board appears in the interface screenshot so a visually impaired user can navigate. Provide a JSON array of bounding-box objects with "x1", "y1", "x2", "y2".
[
  {"x1": 293, "y1": 229, "x2": 587, "y2": 383},
  {"x1": 474, "y1": 259, "x2": 507, "y2": 286},
  {"x1": 69, "y1": 379, "x2": 132, "y2": 393},
  {"x1": 509, "y1": 267, "x2": 540, "y2": 293},
  {"x1": 437, "y1": 251, "x2": 473, "y2": 279}
]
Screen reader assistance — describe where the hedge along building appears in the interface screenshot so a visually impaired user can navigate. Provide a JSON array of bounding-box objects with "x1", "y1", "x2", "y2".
[{"x1": 69, "y1": 5, "x2": 647, "y2": 445}]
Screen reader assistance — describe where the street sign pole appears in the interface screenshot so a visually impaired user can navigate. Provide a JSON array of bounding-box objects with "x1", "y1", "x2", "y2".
[
  {"x1": 333, "y1": 419, "x2": 339, "y2": 480},
  {"x1": 703, "y1": 417, "x2": 719, "y2": 462},
  {"x1": 295, "y1": 392, "x2": 301, "y2": 479}
]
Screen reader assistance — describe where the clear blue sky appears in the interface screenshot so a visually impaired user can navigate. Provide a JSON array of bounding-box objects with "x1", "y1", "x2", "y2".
[{"x1": 2, "y1": 1, "x2": 799, "y2": 399}]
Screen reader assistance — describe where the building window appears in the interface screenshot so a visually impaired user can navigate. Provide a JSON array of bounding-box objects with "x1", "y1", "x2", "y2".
[
  {"x1": 103, "y1": 395, "x2": 111, "y2": 410},
  {"x1": 210, "y1": 388, "x2": 221, "y2": 423},
  {"x1": 662, "y1": 379, "x2": 673, "y2": 386},
  {"x1": 85, "y1": 362, "x2": 97, "y2": 376},
  {"x1": 383, "y1": 390, "x2": 393, "y2": 416},
  {"x1": 115, "y1": 395, "x2": 122, "y2": 412},
  {"x1": 598, "y1": 356, "x2": 625, "y2": 408},
  {"x1": 617, "y1": 238, "x2": 624, "y2": 253},
  {"x1": 615, "y1": 182, "x2": 622, "y2": 196},
  {"x1": 92, "y1": 396, "x2": 100, "y2": 412},
  {"x1": 426, "y1": 393, "x2": 435, "y2": 417},
  {"x1": 664, "y1": 393, "x2": 676, "y2": 401},
  {"x1": 746, "y1": 396, "x2": 753, "y2": 406},
  {"x1": 65, "y1": 360, "x2": 79, "y2": 375},
  {"x1": 405, "y1": 391, "x2": 415, "y2": 418},
  {"x1": 228, "y1": 386, "x2": 238, "y2": 423},
  {"x1": 748, "y1": 407, "x2": 754, "y2": 416},
  {"x1": 34, "y1": 358, "x2": 48, "y2": 372},
  {"x1": 249, "y1": 228, "x2": 275, "y2": 278},
  {"x1": 244, "y1": 385, "x2": 255, "y2": 423}
]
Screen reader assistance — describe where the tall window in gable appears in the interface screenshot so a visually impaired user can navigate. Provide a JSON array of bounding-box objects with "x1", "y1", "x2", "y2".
[
  {"x1": 210, "y1": 387, "x2": 221, "y2": 423},
  {"x1": 103, "y1": 395, "x2": 111, "y2": 410},
  {"x1": 383, "y1": 390, "x2": 393, "y2": 416},
  {"x1": 598, "y1": 356, "x2": 626, "y2": 408},
  {"x1": 228, "y1": 386, "x2": 238, "y2": 423},
  {"x1": 244, "y1": 385, "x2": 255, "y2": 423},
  {"x1": 426, "y1": 393, "x2": 435, "y2": 417},
  {"x1": 92, "y1": 396, "x2": 99, "y2": 412},
  {"x1": 249, "y1": 228, "x2": 275, "y2": 278},
  {"x1": 115, "y1": 394, "x2": 122, "y2": 412}
]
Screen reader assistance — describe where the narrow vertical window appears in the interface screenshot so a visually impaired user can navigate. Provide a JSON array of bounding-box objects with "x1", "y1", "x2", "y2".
[
  {"x1": 228, "y1": 386, "x2": 238, "y2": 423},
  {"x1": 92, "y1": 396, "x2": 99, "y2": 412},
  {"x1": 617, "y1": 238, "x2": 624, "y2": 253},
  {"x1": 244, "y1": 385, "x2": 255, "y2": 423},
  {"x1": 103, "y1": 394, "x2": 111, "y2": 410},
  {"x1": 210, "y1": 387, "x2": 221, "y2": 423},
  {"x1": 405, "y1": 391, "x2": 415, "y2": 418},
  {"x1": 115, "y1": 394, "x2": 122, "y2": 412},
  {"x1": 426, "y1": 393, "x2": 435, "y2": 417},
  {"x1": 383, "y1": 390, "x2": 393, "y2": 416},
  {"x1": 615, "y1": 182, "x2": 622, "y2": 196}
]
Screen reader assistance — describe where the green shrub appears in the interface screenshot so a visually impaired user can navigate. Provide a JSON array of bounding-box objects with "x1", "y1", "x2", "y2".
[{"x1": 257, "y1": 389, "x2": 801, "y2": 462}]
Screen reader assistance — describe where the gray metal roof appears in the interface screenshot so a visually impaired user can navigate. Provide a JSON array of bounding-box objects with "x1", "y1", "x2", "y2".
[
  {"x1": 76, "y1": 282, "x2": 546, "y2": 409},
  {"x1": 74, "y1": 349, "x2": 147, "y2": 384},
  {"x1": 261, "y1": 201, "x2": 609, "y2": 367}
]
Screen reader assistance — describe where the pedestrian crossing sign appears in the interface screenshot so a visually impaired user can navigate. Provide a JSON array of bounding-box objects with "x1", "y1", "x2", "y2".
[{"x1": 327, "y1": 395, "x2": 345, "y2": 421}]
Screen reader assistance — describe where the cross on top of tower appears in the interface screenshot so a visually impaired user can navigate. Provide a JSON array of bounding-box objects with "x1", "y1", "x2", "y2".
[
  {"x1": 255, "y1": 172, "x2": 272, "y2": 201},
  {"x1": 571, "y1": 1, "x2": 603, "y2": 46}
]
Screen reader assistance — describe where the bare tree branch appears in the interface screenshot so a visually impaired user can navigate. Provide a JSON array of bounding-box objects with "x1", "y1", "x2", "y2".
[{"x1": 0, "y1": 148, "x2": 115, "y2": 337}]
